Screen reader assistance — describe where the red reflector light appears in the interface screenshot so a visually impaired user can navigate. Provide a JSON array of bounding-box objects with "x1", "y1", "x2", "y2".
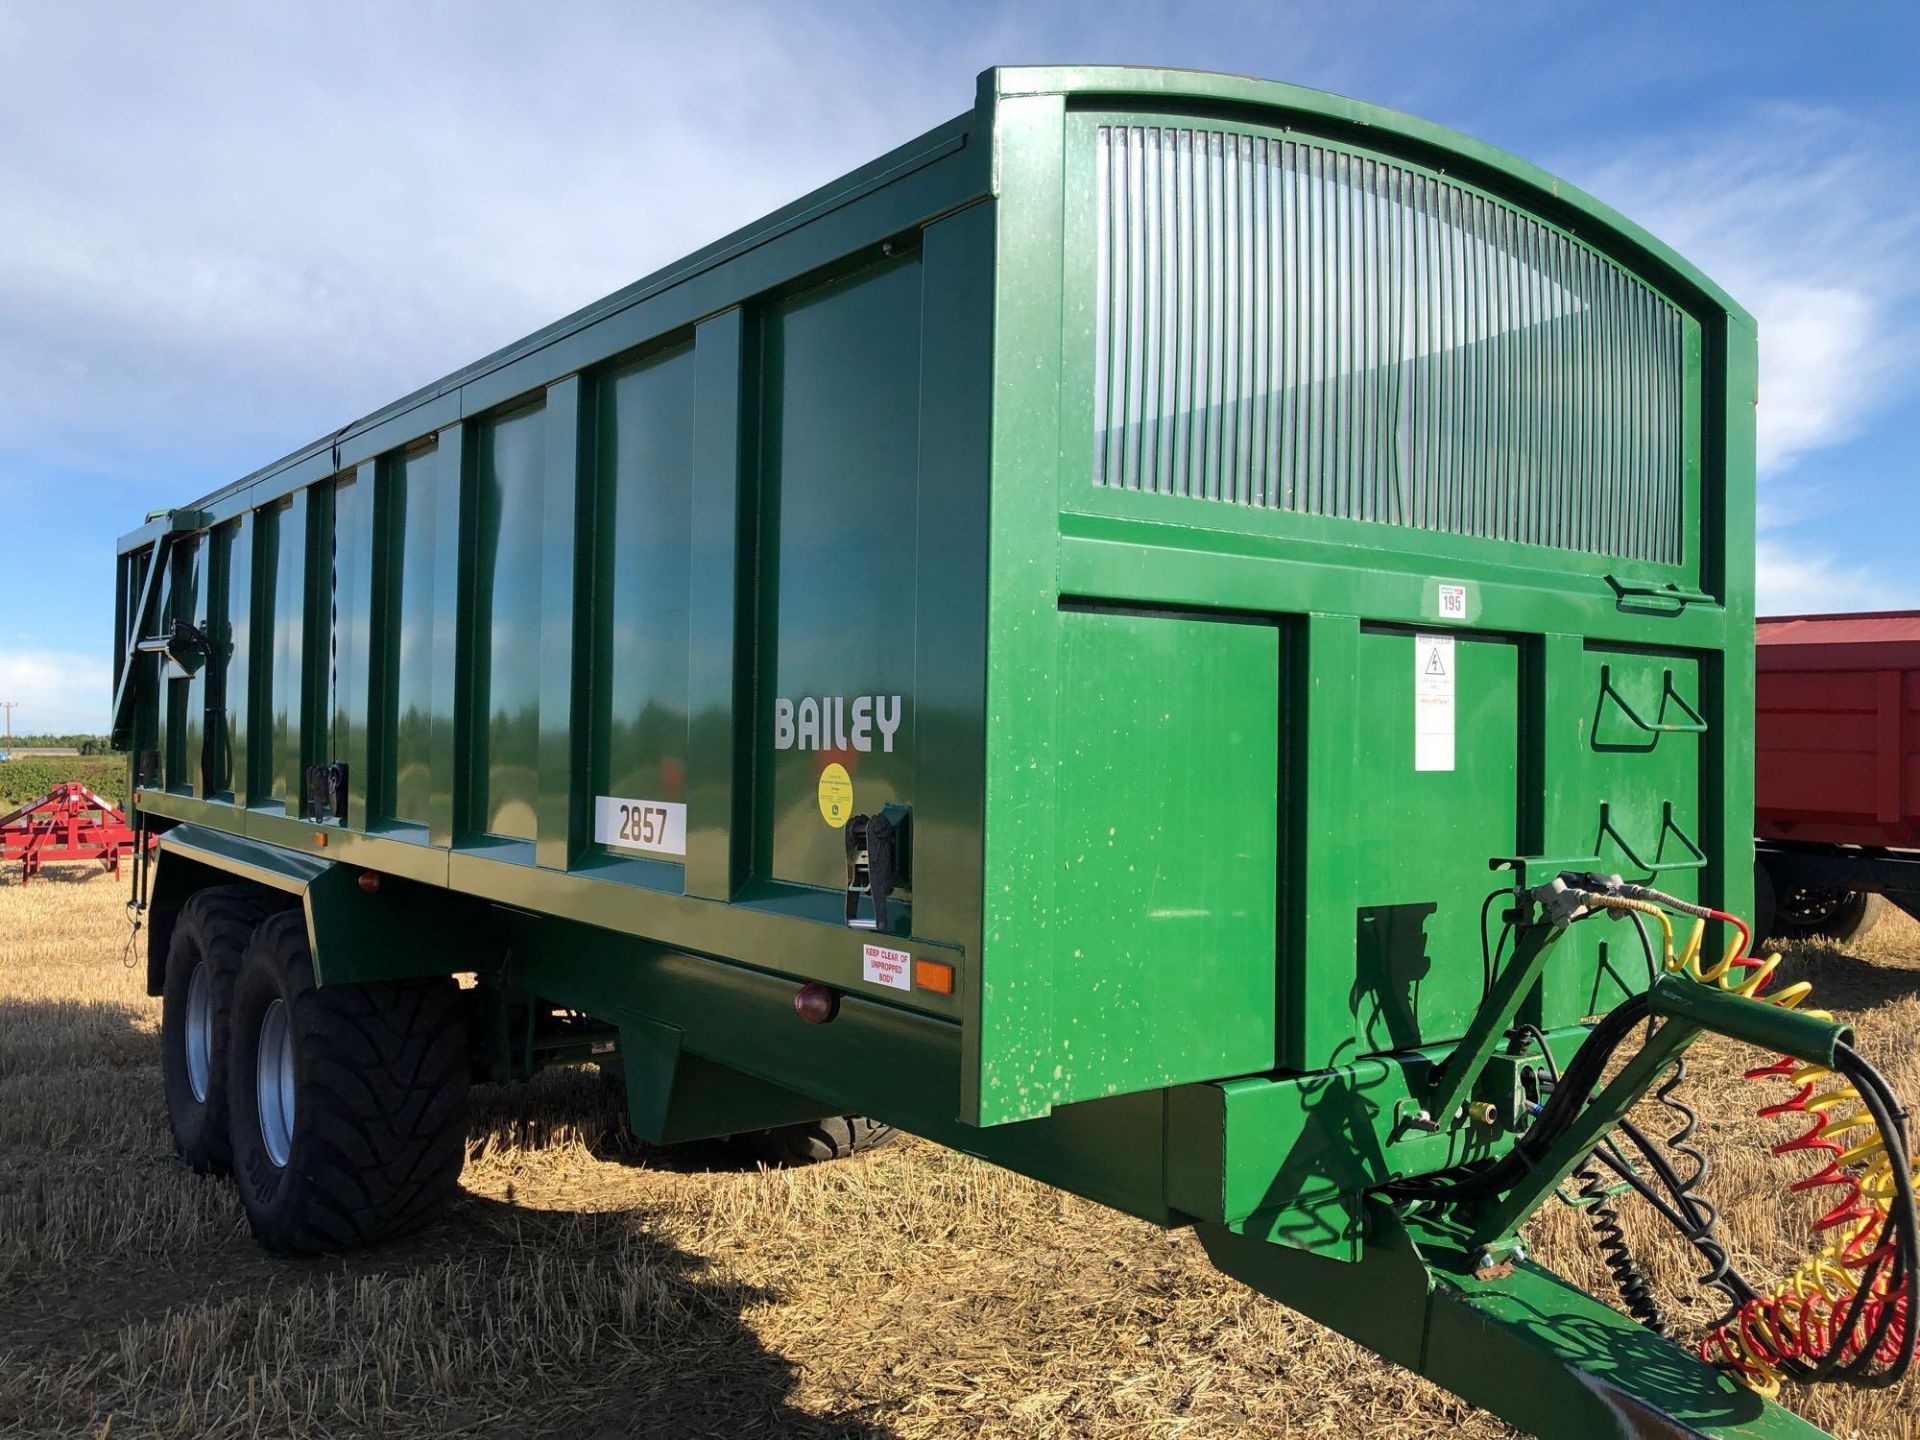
[{"x1": 794, "y1": 982, "x2": 840, "y2": 1025}]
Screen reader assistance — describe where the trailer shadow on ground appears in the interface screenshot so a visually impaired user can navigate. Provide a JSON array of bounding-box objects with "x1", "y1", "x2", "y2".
[
  {"x1": 378, "y1": 1190, "x2": 905, "y2": 1440},
  {"x1": 0, "y1": 862, "x2": 128, "y2": 888},
  {"x1": 467, "y1": 1064, "x2": 804, "y2": 1176},
  {"x1": 0, "y1": 982, "x2": 901, "y2": 1440},
  {"x1": 1770, "y1": 935, "x2": 1920, "y2": 1014},
  {"x1": 3, "y1": 1188, "x2": 900, "y2": 1438}
]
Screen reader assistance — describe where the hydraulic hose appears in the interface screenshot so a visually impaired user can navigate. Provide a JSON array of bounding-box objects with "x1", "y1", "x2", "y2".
[
  {"x1": 1518, "y1": 996, "x2": 1683, "y2": 1337},
  {"x1": 1582, "y1": 884, "x2": 1918, "y2": 1395},
  {"x1": 1388, "y1": 878, "x2": 1918, "y2": 1397},
  {"x1": 1384, "y1": 992, "x2": 1653, "y2": 1204}
]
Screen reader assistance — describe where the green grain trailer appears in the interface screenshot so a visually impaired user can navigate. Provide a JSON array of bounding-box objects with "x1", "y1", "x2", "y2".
[{"x1": 112, "y1": 67, "x2": 1918, "y2": 1438}]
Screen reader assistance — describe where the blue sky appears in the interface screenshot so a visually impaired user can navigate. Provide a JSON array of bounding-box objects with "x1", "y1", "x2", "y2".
[{"x1": 2, "y1": 1, "x2": 1915, "y2": 733}]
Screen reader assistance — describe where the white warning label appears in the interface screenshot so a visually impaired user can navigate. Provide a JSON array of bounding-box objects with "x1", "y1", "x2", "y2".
[
  {"x1": 1414, "y1": 633, "x2": 1456, "y2": 773},
  {"x1": 862, "y1": 943, "x2": 913, "y2": 992}
]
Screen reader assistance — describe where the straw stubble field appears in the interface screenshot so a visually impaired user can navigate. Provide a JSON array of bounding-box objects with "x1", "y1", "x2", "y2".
[{"x1": 2, "y1": 869, "x2": 1917, "y2": 1439}]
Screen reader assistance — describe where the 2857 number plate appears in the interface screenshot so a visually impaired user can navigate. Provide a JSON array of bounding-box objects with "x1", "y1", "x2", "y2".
[{"x1": 593, "y1": 795, "x2": 688, "y2": 857}]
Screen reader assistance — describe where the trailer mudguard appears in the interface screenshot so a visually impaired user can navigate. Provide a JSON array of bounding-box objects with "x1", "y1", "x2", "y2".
[
  {"x1": 619, "y1": 1017, "x2": 840, "y2": 1144},
  {"x1": 150, "y1": 824, "x2": 501, "y2": 991}
]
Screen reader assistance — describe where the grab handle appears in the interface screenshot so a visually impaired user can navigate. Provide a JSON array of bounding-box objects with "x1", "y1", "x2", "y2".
[
  {"x1": 1597, "y1": 801, "x2": 1706, "y2": 875},
  {"x1": 1605, "y1": 575, "x2": 1714, "y2": 614},
  {"x1": 1598, "y1": 665, "x2": 1707, "y2": 736}
]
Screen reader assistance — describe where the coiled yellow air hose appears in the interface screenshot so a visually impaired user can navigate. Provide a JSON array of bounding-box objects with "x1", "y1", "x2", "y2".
[{"x1": 1575, "y1": 891, "x2": 1906, "y2": 1396}]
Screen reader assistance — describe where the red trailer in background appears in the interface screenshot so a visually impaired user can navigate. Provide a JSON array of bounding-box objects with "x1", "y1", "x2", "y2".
[{"x1": 1756, "y1": 610, "x2": 1920, "y2": 941}]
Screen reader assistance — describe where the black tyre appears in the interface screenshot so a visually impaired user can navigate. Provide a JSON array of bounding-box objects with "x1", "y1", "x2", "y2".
[
  {"x1": 1753, "y1": 858, "x2": 1777, "y2": 944},
  {"x1": 159, "y1": 884, "x2": 285, "y2": 1174},
  {"x1": 228, "y1": 911, "x2": 469, "y2": 1254},
  {"x1": 738, "y1": 1115, "x2": 897, "y2": 1166},
  {"x1": 1772, "y1": 885, "x2": 1886, "y2": 946}
]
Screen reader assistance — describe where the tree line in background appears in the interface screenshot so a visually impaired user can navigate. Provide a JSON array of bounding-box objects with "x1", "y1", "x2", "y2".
[{"x1": 2, "y1": 734, "x2": 112, "y2": 754}]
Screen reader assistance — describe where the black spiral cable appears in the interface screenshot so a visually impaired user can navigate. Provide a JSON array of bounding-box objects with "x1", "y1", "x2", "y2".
[
  {"x1": 1601, "y1": 913, "x2": 1747, "y2": 1327},
  {"x1": 1530, "y1": 913, "x2": 1666, "y2": 1338},
  {"x1": 1493, "y1": 909, "x2": 1690, "y2": 1336},
  {"x1": 1516, "y1": 999, "x2": 1670, "y2": 1335},
  {"x1": 1574, "y1": 1156, "x2": 1670, "y2": 1333},
  {"x1": 1645, "y1": 1059, "x2": 1744, "y2": 1320}
]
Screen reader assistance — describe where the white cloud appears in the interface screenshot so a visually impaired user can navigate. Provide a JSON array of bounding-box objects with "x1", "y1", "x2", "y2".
[
  {"x1": 0, "y1": 649, "x2": 112, "y2": 736},
  {"x1": 0, "y1": 4, "x2": 976, "y2": 488},
  {"x1": 1755, "y1": 537, "x2": 1901, "y2": 617},
  {"x1": 1562, "y1": 105, "x2": 1920, "y2": 615},
  {"x1": 5, "y1": 9, "x2": 1914, "y2": 636},
  {"x1": 22, "y1": 14, "x2": 1902, "y2": 499},
  {"x1": 1561, "y1": 104, "x2": 1919, "y2": 479}
]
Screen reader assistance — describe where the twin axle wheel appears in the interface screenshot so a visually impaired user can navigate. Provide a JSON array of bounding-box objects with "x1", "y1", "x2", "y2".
[
  {"x1": 160, "y1": 884, "x2": 894, "y2": 1256},
  {"x1": 159, "y1": 885, "x2": 286, "y2": 1175},
  {"x1": 226, "y1": 911, "x2": 470, "y2": 1252},
  {"x1": 161, "y1": 892, "x2": 469, "y2": 1252}
]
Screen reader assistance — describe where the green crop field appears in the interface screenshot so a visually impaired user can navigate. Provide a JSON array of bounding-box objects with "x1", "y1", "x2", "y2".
[{"x1": 0, "y1": 755, "x2": 126, "y2": 811}]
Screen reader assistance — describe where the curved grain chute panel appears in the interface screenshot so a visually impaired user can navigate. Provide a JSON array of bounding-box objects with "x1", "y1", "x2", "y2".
[{"x1": 976, "y1": 70, "x2": 1753, "y2": 1123}]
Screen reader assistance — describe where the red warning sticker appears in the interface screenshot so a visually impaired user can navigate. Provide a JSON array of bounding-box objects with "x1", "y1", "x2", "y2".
[{"x1": 862, "y1": 943, "x2": 912, "y2": 991}]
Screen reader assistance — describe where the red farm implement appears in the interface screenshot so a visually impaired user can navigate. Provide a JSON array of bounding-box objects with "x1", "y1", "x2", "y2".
[{"x1": 0, "y1": 782, "x2": 144, "y2": 884}]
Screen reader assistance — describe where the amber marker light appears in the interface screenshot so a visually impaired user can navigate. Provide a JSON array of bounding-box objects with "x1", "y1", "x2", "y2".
[{"x1": 913, "y1": 958, "x2": 955, "y2": 995}]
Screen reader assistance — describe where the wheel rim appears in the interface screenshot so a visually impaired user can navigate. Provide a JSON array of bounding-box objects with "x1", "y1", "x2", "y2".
[
  {"x1": 256, "y1": 999, "x2": 296, "y2": 1168},
  {"x1": 184, "y1": 962, "x2": 212, "y2": 1104},
  {"x1": 1779, "y1": 886, "x2": 1846, "y2": 928}
]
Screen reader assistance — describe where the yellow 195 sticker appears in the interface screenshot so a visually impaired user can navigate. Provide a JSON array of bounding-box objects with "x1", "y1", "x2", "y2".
[{"x1": 817, "y1": 762, "x2": 854, "y2": 827}]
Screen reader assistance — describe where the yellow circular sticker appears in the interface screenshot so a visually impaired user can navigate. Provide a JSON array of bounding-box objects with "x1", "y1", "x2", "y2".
[{"x1": 817, "y1": 762, "x2": 854, "y2": 828}]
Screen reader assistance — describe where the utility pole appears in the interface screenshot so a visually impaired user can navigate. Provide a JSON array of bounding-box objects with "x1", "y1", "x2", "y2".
[{"x1": 0, "y1": 701, "x2": 16, "y2": 751}]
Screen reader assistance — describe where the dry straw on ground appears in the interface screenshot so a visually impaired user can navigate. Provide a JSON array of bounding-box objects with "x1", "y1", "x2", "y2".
[{"x1": 1, "y1": 868, "x2": 1917, "y2": 1438}]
